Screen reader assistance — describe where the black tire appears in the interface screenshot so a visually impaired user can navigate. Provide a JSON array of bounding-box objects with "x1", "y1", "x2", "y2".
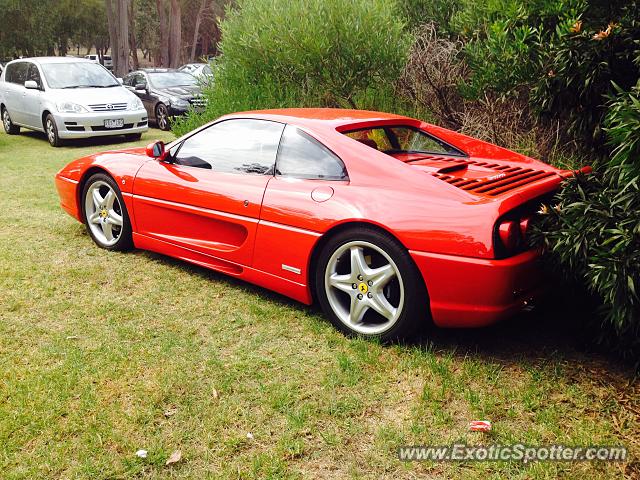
[
  {"x1": 155, "y1": 103, "x2": 170, "y2": 131},
  {"x1": 81, "y1": 173, "x2": 134, "y2": 251},
  {"x1": 124, "y1": 133, "x2": 142, "y2": 141},
  {"x1": 314, "y1": 227, "x2": 429, "y2": 342},
  {"x1": 2, "y1": 107, "x2": 20, "y2": 135},
  {"x1": 45, "y1": 114, "x2": 63, "y2": 147}
]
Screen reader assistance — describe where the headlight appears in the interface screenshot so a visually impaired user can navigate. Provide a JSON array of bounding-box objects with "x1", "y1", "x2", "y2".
[
  {"x1": 57, "y1": 102, "x2": 88, "y2": 113},
  {"x1": 169, "y1": 97, "x2": 189, "y2": 108},
  {"x1": 128, "y1": 97, "x2": 144, "y2": 111}
]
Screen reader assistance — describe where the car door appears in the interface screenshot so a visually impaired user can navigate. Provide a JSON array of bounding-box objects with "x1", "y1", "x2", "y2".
[
  {"x1": 20, "y1": 63, "x2": 44, "y2": 129},
  {"x1": 253, "y1": 125, "x2": 351, "y2": 281},
  {"x1": 132, "y1": 118, "x2": 285, "y2": 266},
  {"x1": 134, "y1": 72, "x2": 155, "y2": 118},
  {"x1": 2, "y1": 62, "x2": 28, "y2": 125}
]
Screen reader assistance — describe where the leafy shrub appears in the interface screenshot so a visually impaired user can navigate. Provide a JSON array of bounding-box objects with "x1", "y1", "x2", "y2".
[
  {"x1": 174, "y1": 0, "x2": 411, "y2": 136},
  {"x1": 532, "y1": 1, "x2": 640, "y2": 146},
  {"x1": 397, "y1": 24, "x2": 571, "y2": 163},
  {"x1": 399, "y1": 0, "x2": 460, "y2": 34},
  {"x1": 453, "y1": 0, "x2": 640, "y2": 148},
  {"x1": 532, "y1": 81, "x2": 640, "y2": 360}
]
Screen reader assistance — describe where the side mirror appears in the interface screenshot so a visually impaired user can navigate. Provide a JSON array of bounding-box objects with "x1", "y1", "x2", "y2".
[
  {"x1": 146, "y1": 140, "x2": 166, "y2": 160},
  {"x1": 135, "y1": 83, "x2": 147, "y2": 92},
  {"x1": 24, "y1": 80, "x2": 39, "y2": 90}
]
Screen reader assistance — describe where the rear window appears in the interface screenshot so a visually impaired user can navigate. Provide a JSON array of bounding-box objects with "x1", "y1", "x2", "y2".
[{"x1": 343, "y1": 125, "x2": 466, "y2": 156}]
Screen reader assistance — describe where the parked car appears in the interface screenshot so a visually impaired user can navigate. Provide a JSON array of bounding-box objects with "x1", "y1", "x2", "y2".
[
  {"x1": 178, "y1": 63, "x2": 214, "y2": 83},
  {"x1": 85, "y1": 54, "x2": 113, "y2": 70},
  {"x1": 123, "y1": 68, "x2": 205, "y2": 131},
  {"x1": 54, "y1": 108, "x2": 591, "y2": 340},
  {"x1": 0, "y1": 57, "x2": 147, "y2": 147}
]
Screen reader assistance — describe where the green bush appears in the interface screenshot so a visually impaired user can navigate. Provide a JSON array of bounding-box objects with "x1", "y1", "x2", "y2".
[
  {"x1": 173, "y1": 0, "x2": 411, "y2": 136},
  {"x1": 452, "y1": 0, "x2": 640, "y2": 147},
  {"x1": 532, "y1": 81, "x2": 640, "y2": 360}
]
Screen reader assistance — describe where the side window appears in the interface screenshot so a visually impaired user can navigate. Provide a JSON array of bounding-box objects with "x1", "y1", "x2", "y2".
[
  {"x1": 276, "y1": 126, "x2": 348, "y2": 181},
  {"x1": 136, "y1": 73, "x2": 147, "y2": 87},
  {"x1": 173, "y1": 119, "x2": 285, "y2": 174},
  {"x1": 123, "y1": 73, "x2": 134, "y2": 86},
  {"x1": 6, "y1": 62, "x2": 28, "y2": 85},
  {"x1": 27, "y1": 64, "x2": 42, "y2": 88}
]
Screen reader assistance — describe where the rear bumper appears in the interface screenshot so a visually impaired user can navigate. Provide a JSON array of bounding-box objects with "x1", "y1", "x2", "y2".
[{"x1": 410, "y1": 248, "x2": 544, "y2": 328}]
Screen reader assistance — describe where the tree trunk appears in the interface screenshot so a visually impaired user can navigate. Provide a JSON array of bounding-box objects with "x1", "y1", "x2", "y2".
[
  {"x1": 104, "y1": 0, "x2": 117, "y2": 63},
  {"x1": 168, "y1": 0, "x2": 182, "y2": 68},
  {"x1": 128, "y1": 0, "x2": 139, "y2": 70},
  {"x1": 190, "y1": 0, "x2": 209, "y2": 62},
  {"x1": 104, "y1": 0, "x2": 130, "y2": 75},
  {"x1": 156, "y1": 0, "x2": 169, "y2": 67}
]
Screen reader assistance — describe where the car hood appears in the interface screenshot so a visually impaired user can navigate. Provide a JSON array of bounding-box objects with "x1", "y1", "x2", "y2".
[
  {"x1": 153, "y1": 85, "x2": 201, "y2": 99},
  {"x1": 47, "y1": 86, "x2": 137, "y2": 106}
]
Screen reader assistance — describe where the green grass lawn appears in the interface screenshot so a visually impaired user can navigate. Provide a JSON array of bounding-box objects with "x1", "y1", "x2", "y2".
[{"x1": 0, "y1": 128, "x2": 638, "y2": 479}]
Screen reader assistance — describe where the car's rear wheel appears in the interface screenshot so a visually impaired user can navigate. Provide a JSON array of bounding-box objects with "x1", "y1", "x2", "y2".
[
  {"x1": 314, "y1": 227, "x2": 428, "y2": 342},
  {"x1": 2, "y1": 107, "x2": 20, "y2": 134},
  {"x1": 155, "y1": 103, "x2": 170, "y2": 131},
  {"x1": 82, "y1": 173, "x2": 133, "y2": 251},
  {"x1": 45, "y1": 114, "x2": 63, "y2": 147}
]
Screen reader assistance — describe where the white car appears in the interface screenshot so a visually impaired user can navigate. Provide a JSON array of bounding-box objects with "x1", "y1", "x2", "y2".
[
  {"x1": 178, "y1": 63, "x2": 214, "y2": 84},
  {"x1": 85, "y1": 54, "x2": 113, "y2": 70},
  {"x1": 0, "y1": 57, "x2": 147, "y2": 147}
]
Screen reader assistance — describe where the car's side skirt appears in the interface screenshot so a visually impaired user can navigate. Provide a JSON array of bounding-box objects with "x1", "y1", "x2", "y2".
[{"x1": 132, "y1": 232, "x2": 313, "y2": 304}]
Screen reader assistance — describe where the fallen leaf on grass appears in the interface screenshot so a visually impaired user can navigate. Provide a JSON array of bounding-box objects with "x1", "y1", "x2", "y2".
[
  {"x1": 212, "y1": 388, "x2": 219, "y2": 399},
  {"x1": 66, "y1": 335, "x2": 79, "y2": 340},
  {"x1": 246, "y1": 432, "x2": 254, "y2": 440},
  {"x1": 166, "y1": 450, "x2": 182, "y2": 466},
  {"x1": 164, "y1": 407, "x2": 177, "y2": 418}
]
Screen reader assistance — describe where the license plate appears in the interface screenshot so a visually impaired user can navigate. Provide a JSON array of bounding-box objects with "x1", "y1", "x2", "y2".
[{"x1": 104, "y1": 119, "x2": 124, "y2": 129}]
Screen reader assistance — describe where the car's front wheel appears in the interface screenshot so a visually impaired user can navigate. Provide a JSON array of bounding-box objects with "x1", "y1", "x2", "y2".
[
  {"x1": 315, "y1": 227, "x2": 429, "y2": 342},
  {"x1": 155, "y1": 103, "x2": 170, "y2": 131},
  {"x1": 45, "y1": 114, "x2": 63, "y2": 147},
  {"x1": 82, "y1": 173, "x2": 133, "y2": 251},
  {"x1": 2, "y1": 107, "x2": 20, "y2": 134}
]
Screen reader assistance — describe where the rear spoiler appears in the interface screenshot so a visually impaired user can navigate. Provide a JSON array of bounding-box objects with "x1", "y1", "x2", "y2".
[{"x1": 559, "y1": 165, "x2": 593, "y2": 179}]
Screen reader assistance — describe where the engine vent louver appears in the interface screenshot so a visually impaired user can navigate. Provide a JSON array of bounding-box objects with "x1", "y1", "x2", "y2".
[{"x1": 420, "y1": 156, "x2": 556, "y2": 197}]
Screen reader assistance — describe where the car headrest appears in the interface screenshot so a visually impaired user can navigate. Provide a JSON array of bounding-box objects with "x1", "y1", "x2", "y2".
[{"x1": 356, "y1": 138, "x2": 378, "y2": 150}]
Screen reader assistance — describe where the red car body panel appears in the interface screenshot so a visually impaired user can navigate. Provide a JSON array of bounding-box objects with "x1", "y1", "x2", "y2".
[{"x1": 55, "y1": 108, "x2": 579, "y2": 327}]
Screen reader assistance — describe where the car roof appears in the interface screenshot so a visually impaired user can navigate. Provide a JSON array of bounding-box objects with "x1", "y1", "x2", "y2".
[
  {"x1": 7, "y1": 57, "x2": 93, "y2": 65},
  {"x1": 141, "y1": 68, "x2": 179, "y2": 73},
  {"x1": 226, "y1": 108, "x2": 413, "y2": 129}
]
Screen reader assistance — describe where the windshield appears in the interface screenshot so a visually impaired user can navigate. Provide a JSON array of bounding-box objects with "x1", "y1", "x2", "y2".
[
  {"x1": 148, "y1": 72, "x2": 197, "y2": 88},
  {"x1": 343, "y1": 126, "x2": 466, "y2": 156},
  {"x1": 41, "y1": 62, "x2": 119, "y2": 89}
]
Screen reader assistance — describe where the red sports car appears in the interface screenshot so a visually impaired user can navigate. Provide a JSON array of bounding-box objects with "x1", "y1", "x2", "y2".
[{"x1": 55, "y1": 109, "x2": 584, "y2": 340}]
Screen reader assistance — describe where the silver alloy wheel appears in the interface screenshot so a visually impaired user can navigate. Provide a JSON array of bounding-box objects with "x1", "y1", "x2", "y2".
[
  {"x1": 46, "y1": 118, "x2": 56, "y2": 144},
  {"x1": 324, "y1": 241, "x2": 405, "y2": 335},
  {"x1": 157, "y1": 105, "x2": 168, "y2": 130},
  {"x1": 84, "y1": 180, "x2": 124, "y2": 246},
  {"x1": 3, "y1": 110, "x2": 10, "y2": 131}
]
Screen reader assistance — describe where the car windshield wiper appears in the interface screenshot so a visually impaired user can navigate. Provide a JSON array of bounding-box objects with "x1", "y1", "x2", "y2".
[{"x1": 60, "y1": 85, "x2": 94, "y2": 89}]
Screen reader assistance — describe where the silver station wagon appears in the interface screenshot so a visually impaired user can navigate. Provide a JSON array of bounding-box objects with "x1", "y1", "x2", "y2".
[{"x1": 0, "y1": 57, "x2": 148, "y2": 147}]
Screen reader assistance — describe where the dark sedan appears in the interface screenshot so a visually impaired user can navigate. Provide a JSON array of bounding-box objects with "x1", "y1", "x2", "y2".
[{"x1": 123, "y1": 69, "x2": 206, "y2": 130}]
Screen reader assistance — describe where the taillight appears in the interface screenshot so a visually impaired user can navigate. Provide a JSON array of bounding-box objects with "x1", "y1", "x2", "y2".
[
  {"x1": 495, "y1": 216, "x2": 532, "y2": 257},
  {"x1": 498, "y1": 220, "x2": 519, "y2": 251},
  {"x1": 519, "y1": 218, "x2": 531, "y2": 239}
]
